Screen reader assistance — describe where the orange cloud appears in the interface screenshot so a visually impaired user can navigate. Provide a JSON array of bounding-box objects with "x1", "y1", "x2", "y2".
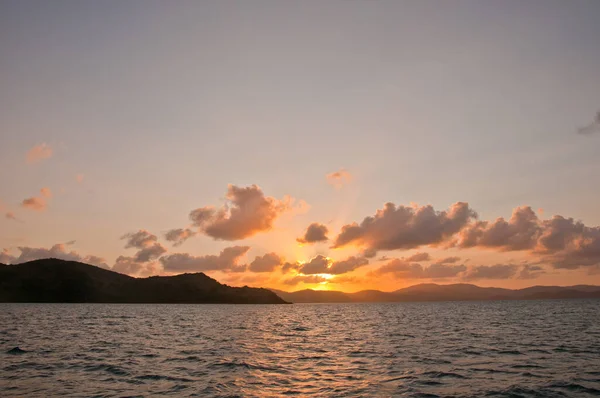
[
  {"x1": 20, "y1": 187, "x2": 53, "y2": 211},
  {"x1": 26, "y1": 143, "x2": 53, "y2": 164},
  {"x1": 40, "y1": 187, "x2": 52, "y2": 198},
  {"x1": 282, "y1": 275, "x2": 328, "y2": 286},
  {"x1": 189, "y1": 184, "x2": 303, "y2": 240},
  {"x1": 326, "y1": 168, "x2": 352, "y2": 189},
  {"x1": 21, "y1": 197, "x2": 46, "y2": 211}
]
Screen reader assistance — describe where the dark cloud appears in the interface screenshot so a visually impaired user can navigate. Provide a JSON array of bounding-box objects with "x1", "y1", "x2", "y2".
[
  {"x1": 120, "y1": 230, "x2": 167, "y2": 266},
  {"x1": 328, "y1": 256, "x2": 369, "y2": 275},
  {"x1": 456, "y1": 207, "x2": 540, "y2": 251},
  {"x1": 333, "y1": 202, "x2": 476, "y2": 251},
  {"x1": 434, "y1": 256, "x2": 461, "y2": 264},
  {"x1": 121, "y1": 230, "x2": 158, "y2": 249},
  {"x1": 134, "y1": 243, "x2": 167, "y2": 262},
  {"x1": 282, "y1": 275, "x2": 328, "y2": 286},
  {"x1": 407, "y1": 252, "x2": 431, "y2": 262},
  {"x1": 298, "y1": 255, "x2": 330, "y2": 274},
  {"x1": 577, "y1": 110, "x2": 600, "y2": 135},
  {"x1": 249, "y1": 252, "x2": 283, "y2": 273},
  {"x1": 462, "y1": 264, "x2": 518, "y2": 280},
  {"x1": 362, "y1": 248, "x2": 378, "y2": 258},
  {"x1": 281, "y1": 261, "x2": 300, "y2": 274},
  {"x1": 160, "y1": 246, "x2": 250, "y2": 273},
  {"x1": 164, "y1": 228, "x2": 196, "y2": 246},
  {"x1": 518, "y1": 264, "x2": 546, "y2": 279},
  {"x1": 374, "y1": 259, "x2": 466, "y2": 279},
  {"x1": 189, "y1": 185, "x2": 299, "y2": 240},
  {"x1": 297, "y1": 223, "x2": 328, "y2": 244}
]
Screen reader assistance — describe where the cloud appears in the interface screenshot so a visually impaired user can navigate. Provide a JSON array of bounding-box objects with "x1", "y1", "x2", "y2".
[
  {"x1": 0, "y1": 243, "x2": 106, "y2": 268},
  {"x1": 328, "y1": 256, "x2": 369, "y2": 274},
  {"x1": 5, "y1": 212, "x2": 19, "y2": 222},
  {"x1": 518, "y1": 264, "x2": 545, "y2": 279},
  {"x1": 249, "y1": 252, "x2": 283, "y2": 272},
  {"x1": 374, "y1": 258, "x2": 466, "y2": 279},
  {"x1": 134, "y1": 243, "x2": 167, "y2": 262},
  {"x1": 462, "y1": 264, "x2": 518, "y2": 281},
  {"x1": 121, "y1": 230, "x2": 158, "y2": 249},
  {"x1": 298, "y1": 255, "x2": 330, "y2": 274},
  {"x1": 296, "y1": 255, "x2": 369, "y2": 275},
  {"x1": 164, "y1": 228, "x2": 196, "y2": 246},
  {"x1": 455, "y1": 206, "x2": 540, "y2": 251},
  {"x1": 362, "y1": 248, "x2": 378, "y2": 258},
  {"x1": 112, "y1": 256, "x2": 161, "y2": 277},
  {"x1": 76, "y1": 174, "x2": 84, "y2": 183},
  {"x1": 453, "y1": 208, "x2": 600, "y2": 270},
  {"x1": 21, "y1": 197, "x2": 46, "y2": 211},
  {"x1": 21, "y1": 188, "x2": 53, "y2": 211},
  {"x1": 326, "y1": 168, "x2": 352, "y2": 189},
  {"x1": 26, "y1": 143, "x2": 53, "y2": 164},
  {"x1": 119, "y1": 230, "x2": 167, "y2": 267},
  {"x1": 407, "y1": 252, "x2": 431, "y2": 262},
  {"x1": 434, "y1": 256, "x2": 461, "y2": 264},
  {"x1": 160, "y1": 246, "x2": 250, "y2": 273},
  {"x1": 577, "y1": 110, "x2": 600, "y2": 135},
  {"x1": 0, "y1": 249, "x2": 16, "y2": 264},
  {"x1": 282, "y1": 275, "x2": 328, "y2": 286},
  {"x1": 189, "y1": 184, "x2": 301, "y2": 240},
  {"x1": 82, "y1": 255, "x2": 110, "y2": 269},
  {"x1": 281, "y1": 261, "x2": 300, "y2": 274},
  {"x1": 297, "y1": 223, "x2": 329, "y2": 244},
  {"x1": 333, "y1": 202, "x2": 476, "y2": 252},
  {"x1": 40, "y1": 187, "x2": 52, "y2": 198}
]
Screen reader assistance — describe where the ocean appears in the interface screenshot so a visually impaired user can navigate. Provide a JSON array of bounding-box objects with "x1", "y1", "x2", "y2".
[{"x1": 1, "y1": 300, "x2": 599, "y2": 397}]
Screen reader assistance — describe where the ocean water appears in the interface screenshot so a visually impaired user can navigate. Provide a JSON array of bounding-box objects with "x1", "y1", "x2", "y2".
[{"x1": 1, "y1": 300, "x2": 600, "y2": 397}]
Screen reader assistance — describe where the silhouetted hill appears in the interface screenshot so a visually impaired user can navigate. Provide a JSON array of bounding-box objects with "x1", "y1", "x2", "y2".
[
  {"x1": 272, "y1": 283, "x2": 600, "y2": 303},
  {"x1": 0, "y1": 259, "x2": 287, "y2": 304}
]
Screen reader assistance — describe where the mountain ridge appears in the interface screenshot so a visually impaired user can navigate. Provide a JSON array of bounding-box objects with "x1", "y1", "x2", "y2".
[
  {"x1": 271, "y1": 283, "x2": 600, "y2": 303},
  {"x1": 0, "y1": 258, "x2": 287, "y2": 304}
]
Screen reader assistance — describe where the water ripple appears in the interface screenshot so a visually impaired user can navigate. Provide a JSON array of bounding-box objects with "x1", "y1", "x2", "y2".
[{"x1": 1, "y1": 299, "x2": 599, "y2": 397}]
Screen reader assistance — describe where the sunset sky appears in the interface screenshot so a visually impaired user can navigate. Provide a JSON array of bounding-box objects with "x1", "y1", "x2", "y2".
[{"x1": 1, "y1": 1, "x2": 600, "y2": 292}]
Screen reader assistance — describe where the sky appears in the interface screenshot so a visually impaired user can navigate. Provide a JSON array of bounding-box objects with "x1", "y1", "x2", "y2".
[{"x1": 1, "y1": 0, "x2": 600, "y2": 292}]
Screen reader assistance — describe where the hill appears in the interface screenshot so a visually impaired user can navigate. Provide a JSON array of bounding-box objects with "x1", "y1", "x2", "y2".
[
  {"x1": 272, "y1": 283, "x2": 600, "y2": 303},
  {"x1": 0, "y1": 259, "x2": 287, "y2": 304}
]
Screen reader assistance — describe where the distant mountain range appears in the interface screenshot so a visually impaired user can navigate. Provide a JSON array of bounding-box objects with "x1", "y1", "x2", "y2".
[
  {"x1": 0, "y1": 259, "x2": 287, "y2": 304},
  {"x1": 2, "y1": 259, "x2": 599, "y2": 304},
  {"x1": 270, "y1": 283, "x2": 600, "y2": 303}
]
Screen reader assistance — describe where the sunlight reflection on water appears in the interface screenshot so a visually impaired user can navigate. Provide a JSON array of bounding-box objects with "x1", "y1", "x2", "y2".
[{"x1": 1, "y1": 300, "x2": 600, "y2": 397}]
